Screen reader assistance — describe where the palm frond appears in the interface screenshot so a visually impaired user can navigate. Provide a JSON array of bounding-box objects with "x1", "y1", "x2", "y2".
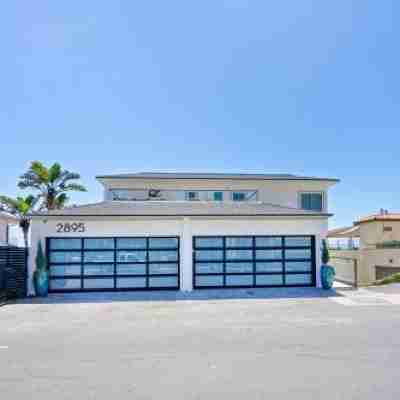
[
  {"x1": 58, "y1": 171, "x2": 82, "y2": 188},
  {"x1": 61, "y1": 183, "x2": 87, "y2": 192},
  {"x1": 54, "y1": 193, "x2": 69, "y2": 209},
  {"x1": 29, "y1": 161, "x2": 50, "y2": 182},
  {"x1": 0, "y1": 195, "x2": 19, "y2": 209},
  {"x1": 48, "y1": 162, "x2": 62, "y2": 183}
]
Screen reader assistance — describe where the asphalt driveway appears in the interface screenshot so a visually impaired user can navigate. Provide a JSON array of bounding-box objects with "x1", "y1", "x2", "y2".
[{"x1": 1, "y1": 288, "x2": 400, "y2": 399}]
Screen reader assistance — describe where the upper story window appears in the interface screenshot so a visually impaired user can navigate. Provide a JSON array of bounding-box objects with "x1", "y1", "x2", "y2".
[
  {"x1": 300, "y1": 192, "x2": 323, "y2": 212},
  {"x1": 186, "y1": 191, "x2": 199, "y2": 201},
  {"x1": 232, "y1": 191, "x2": 257, "y2": 202},
  {"x1": 213, "y1": 191, "x2": 223, "y2": 201}
]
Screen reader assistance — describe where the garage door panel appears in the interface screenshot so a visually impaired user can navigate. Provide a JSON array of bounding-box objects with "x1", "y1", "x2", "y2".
[
  {"x1": 256, "y1": 274, "x2": 284, "y2": 286},
  {"x1": 116, "y1": 263, "x2": 146, "y2": 275},
  {"x1": 83, "y1": 264, "x2": 114, "y2": 276},
  {"x1": 225, "y1": 262, "x2": 253, "y2": 273},
  {"x1": 256, "y1": 262, "x2": 283, "y2": 272},
  {"x1": 195, "y1": 275, "x2": 224, "y2": 287},
  {"x1": 226, "y1": 275, "x2": 253, "y2": 286},
  {"x1": 50, "y1": 278, "x2": 81, "y2": 290},
  {"x1": 84, "y1": 251, "x2": 114, "y2": 263},
  {"x1": 193, "y1": 235, "x2": 315, "y2": 289},
  {"x1": 116, "y1": 277, "x2": 146, "y2": 288},
  {"x1": 84, "y1": 278, "x2": 114, "y2": 289},
  {"x1": 195, "y1": 263, "x2": 224, "y2": 274},
  {"x1": 47, "y1": 237, "x2": 179, "y2": 292},
  {"x1": 50, "y1": 251, "x2": 81, "y2": 263},
  {"x1": 149, "y1": 276, "x2": 178, "y2": 288},
  {"x1": 117, "y1": 250, "x2": 146, "y2": 262},
  {"x1": 285, "y1": 274, "x2": 313, "y2": 285}
]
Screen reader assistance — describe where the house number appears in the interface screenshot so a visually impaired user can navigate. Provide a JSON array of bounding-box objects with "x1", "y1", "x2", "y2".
[{"x1": 56, "y1": 223, "x2": 86, "y2": 233}]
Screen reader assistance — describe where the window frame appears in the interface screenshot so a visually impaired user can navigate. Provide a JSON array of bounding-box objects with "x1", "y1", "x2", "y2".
[
  {"x1": 185, "y1": 191, "x2": 200, "y2": 201},
  {"x1": 298, "y1": 191, "x2": 325, "y2": 212},
  {"x1": 231, "y1": 191, "x2": 258, "y2": 202}
]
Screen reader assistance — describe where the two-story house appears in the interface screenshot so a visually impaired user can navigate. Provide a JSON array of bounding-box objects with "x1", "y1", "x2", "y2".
[{"x1": 28, "y1": 172, "x2": 339, "y2": 294}]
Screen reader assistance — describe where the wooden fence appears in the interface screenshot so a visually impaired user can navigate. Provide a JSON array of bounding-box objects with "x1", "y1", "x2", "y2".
[{"x1": 0, "y1": 246, "x2": 27, "y2": 303}]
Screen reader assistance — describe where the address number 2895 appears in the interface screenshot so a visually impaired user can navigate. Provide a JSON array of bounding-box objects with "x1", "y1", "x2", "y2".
[{"x1": 56, "y1": 223, "x2": 85, "y2": 233}]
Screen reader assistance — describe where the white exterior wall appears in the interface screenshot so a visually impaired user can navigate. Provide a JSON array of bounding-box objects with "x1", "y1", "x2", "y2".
[
  {"x1": 100, "y1": 178, "x2": 333, "y2": 212},
  {"x1": 28, "y1": 216, "x2": 328, "y2": 295}
]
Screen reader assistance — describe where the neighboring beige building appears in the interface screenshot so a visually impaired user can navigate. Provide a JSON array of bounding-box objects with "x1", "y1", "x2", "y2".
[
  {"x1": 328, "y1": 211, "x2": 400, "y2": 285},
  {"x1": 0, "y1": 212, "x2": 18, "y2": 245}
]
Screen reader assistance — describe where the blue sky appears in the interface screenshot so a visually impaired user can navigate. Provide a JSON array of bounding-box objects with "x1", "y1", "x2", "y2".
[{"x1": 1, "y1": 1, "x2": 399, "y2": 228}]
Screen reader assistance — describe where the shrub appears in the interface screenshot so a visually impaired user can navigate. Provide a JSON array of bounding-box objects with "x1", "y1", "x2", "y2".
[{"x1": 321, "y1": 239, "x2": 330, "y2": 264}]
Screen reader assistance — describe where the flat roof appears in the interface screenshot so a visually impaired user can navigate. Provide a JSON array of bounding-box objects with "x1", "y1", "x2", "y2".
[{"x1": 96, "y1": 172, "x2": 340, "y2": 182}]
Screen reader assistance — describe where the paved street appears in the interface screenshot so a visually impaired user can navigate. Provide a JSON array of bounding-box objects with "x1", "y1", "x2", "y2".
[{"x1": 1, "y1": 288, "x2": 400, "y2": 400}]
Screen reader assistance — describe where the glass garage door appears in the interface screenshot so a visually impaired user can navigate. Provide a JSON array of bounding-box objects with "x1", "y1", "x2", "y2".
[
  {"x1": 47, "y1": 237, "x2": 180, "y2": 292},
  {"x1": 193, "y1": 236, "x2": 315, "y2": 288}
]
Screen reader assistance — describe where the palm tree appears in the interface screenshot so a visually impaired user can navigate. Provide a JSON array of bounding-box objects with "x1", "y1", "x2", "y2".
[
  {"x1": 18, "y1": 161, "x2": 87, "y2": 210},
  {"x1": 0, "y1": 195, "x2": 37, "y2": 249}
]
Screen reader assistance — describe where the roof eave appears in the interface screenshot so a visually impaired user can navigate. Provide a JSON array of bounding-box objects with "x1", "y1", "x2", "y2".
[
  {"x1": 31, "y1": 213, "x2": 333, "y2": 218},
  {"x1": 96, "y1": 175, "x2": 340, "y2": 183}
]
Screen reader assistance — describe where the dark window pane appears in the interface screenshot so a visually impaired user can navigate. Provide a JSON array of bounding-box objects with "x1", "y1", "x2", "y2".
[
  {"x1": 256, "y1": 275, "x2": 283, "y2": 286},
  {"x1": 50, "y1": 251, "x2": 81, "y2": 263},
  {"x1": 256, "y1": 262, "x2": 283, "y2": 272},
  {"x1": 116, "y1": 264, "x2": 146, "y2": 275},
  {"x1": 256, "y1": 250, "x2": 282, "y2": 260},
  {"x1": 195, "y1": 263, "x2": 223, "y2": 273},
  {"x1": 50, "y1": 239, "x2": 81, "y2": 250},
  {"x1": 84, "y1": 238, "x2": 114, "y2": 249},
  {"x1": 232, "y1": 192, "x2": 246, "y2": 201},
  {"x1": 195, "y1": 237, "x2": 223, "y2": 248},
  {"x1": 213, "y1": 192, "x2": 223, "y2": 201},
  {"x1": 196, "y1": 275, "x2": 224, "y2": 287},
  {"x1": 50, "y1": 265, "x2": 81, "y2": 276},
  {"x1": 226, "y1": 275, "x2": 253, "y2": 286},
  {"x1": 117, "y1": 250, "x2": 146, "y2": 263},
  {"x1": 149, "y1": 238, "x2": 178, "y2": 249},
  {"x1": 116, "y1": 238, "x2": 146, "y2": 249},
  {"x1": 301, "y1": 193, "x2": 322, "y2": 211},
  {"x1": 195, "y1": 250, "x2": 223, "y2": 261},
  {"x1": 285, "y1": 249, "x2": 311, "y2": 259},
  {"x1": 226, "y1": 250, "x2": 253, "y2": 260},
  {"x1": 149, "y1": 263, "x2": 178, "y2": 275},
  {"x1": 225, "y1": 262, "x2": 253, "y2": 273},
  {"x1": 148, "y1": 250, "x2": 178, "y2": 262},
  {"x1": 226, "y1": 237, "x2": 252, "y2": 248},
  {"x1": 84, "y1": 251, "x2": 114, "y2": 263},
  {"x1": 83, "y1": 264, "x2": 114, "y2": 276},
  {"x1": 255, "y1": 237, "x2": 282, "y2": 247},
  {"x1": 285, "y1": 237, "x2": 311, "y2": 247}
]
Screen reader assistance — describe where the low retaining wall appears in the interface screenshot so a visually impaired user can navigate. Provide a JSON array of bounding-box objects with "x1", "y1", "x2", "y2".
[{"x1": 330, "y1": 250, "x2": 359, "y2": 286}]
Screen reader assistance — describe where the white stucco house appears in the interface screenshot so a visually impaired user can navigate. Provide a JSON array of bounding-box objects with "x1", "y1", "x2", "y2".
[{"x1": 28, "y1": 172, "x2": 339, "y2": 295}]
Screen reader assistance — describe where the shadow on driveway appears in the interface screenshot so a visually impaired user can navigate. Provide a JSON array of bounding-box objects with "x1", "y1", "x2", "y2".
[{"x1": 16, "y1": 287, "x2": 341, "y2": 305}]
